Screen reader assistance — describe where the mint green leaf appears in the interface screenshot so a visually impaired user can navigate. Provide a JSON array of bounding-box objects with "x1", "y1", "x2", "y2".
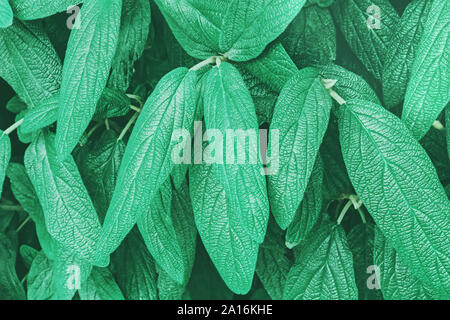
[
  {"x1": 256, "y1": 222, "x2": 292, "y2": 300},
  {"x1": 0, "y1": 233, "x2": 25, "y2": 300},
  {"x1": 6, "y1": 95, "x2": 26, "y2": 114},
  {"x1": 0, "y1": 0, "x2": 13, "y2": 28},
  {"x1": 332, "y1": 0, "x2": 399, "y2": 80},
  {"x1": 402, "y1": 0, "x2": 450, "y2": 140},
  {"x1": 281, "y1": 4, "x2": 336, "y2": 68},
  {"x1": 19, "y1": 245, "x2": 38, "y2": 269},
  {"x1": 219, "y1": 0, "x2": 306, "y2": 61},
  {"x1": 7, "y1": 162, "x2": 57, "y2": 259},
  {"x1": 268, "y1": 67, "x2": 331, "y2": 230},
  {"x1": 204, "y1": 62, "x2": 269, "y2": 243},
  {"x1": 94, "y1": 67, "x2": 197, "y2": 267},
  {"x1": 137, "y1": 180, "x2": 184, "y2": 284},
  {"x1": 446, "y1": 105, "x2": 450, "y2": 161},
  {"x1": 241, "y1": 42, "x2": 297, "y2": 92},
  {"x1": 77, "y1": 130, "x2": 125, "y2": 222},
  {"x1": 56, "y1": 0, "x2": 122, "y2": 159},
  {"x1": 337, "y1": 99, "x2": 450, "y2": 298},
  {"x1": 347, "y1": 223, "x2": 383, "y2": 300},
  {"x1": 319, "y1": 64, "x2": 381, "y2": 105},
  {"x1": 24, "y1": 132, "x2": 102, "y2": 264},
  {"x1": 79, "y1": 267, "x2": 124, "y2": 300},
  {"x1": 374, "y1": 226, "x2": 433, "y2": 300},
  {"x1": 286, "y1": 156, "x2": 323, "y2": 249},
  {"x1": 22, "y1": 89, "x2": 130, "y2": 134},
  {"x1": 154, "y1": 0, "x2": 226, "y2": 59},
  {"x1": 112, "y1": 229, "x2": 158, "y2": 300},
  {"x1": 382, "y1": 0, "x2": 432, "y2": 109},
  {"x1": 10, "y1": 0, "x2": 82, "y2": 20},
  {"x1": 283, "y1": 223, "x2": 358, "y2": 300},
  {"x1": 27, "y1": 251, "x2": 55, "y2": 300},
  {"x1": 108, "y1": 0, "x2": 151, "y2": 91},
  {"x1": 190, "y1": 162, "x2": 259, "y2": 295},
  {"x1": 0, "y1": 20, "x2": 61, "y2": 108},
  {"x1": 0, "y1": 131, "x2": 11, "y2": 198}
]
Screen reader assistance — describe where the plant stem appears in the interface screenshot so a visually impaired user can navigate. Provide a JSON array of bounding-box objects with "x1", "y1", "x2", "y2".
[
  {"x1": 321, "y1": 78, "x2": 346, "y2": 105},
  {"x1": 0, "y1": 204, "x2": 23, "y2": 212},
  {"x1": 337, "y1": 199, "x2": 353, "y2": 225},
  {"x1": 190, "y1": 56, "x2": 227, "y2": 71},
  {"x1": 118, "y1": 112, "x2": 140, "y2": 141},
  {"x1": 433, "y1": 120, "x2": 445, "y2": 131},
  {"x1": 16, "y1": 216, "x2": 31, "y2": 233},
  {"x1": 3, "y1": 118, "x2": 24, "y2": 135},
  {"x1": 357, "y1": 207, "x2": 367, "y2": 224}
]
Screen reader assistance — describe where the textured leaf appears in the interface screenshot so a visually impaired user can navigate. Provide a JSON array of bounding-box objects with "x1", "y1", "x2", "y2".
[
  {"x1": 56, "y1": 0, "x2": 122, "y2": 159},
  {"x1": 218, "y1": 0, "x2": 307, "y2": 61},
  {"x1": 347, "y1": 223, "x2": 383, "y2": 300},
  {"x1": 382, "y1": 0, "x2": 432, "y2": 109},
  {"x1": 374, "y1": 226, "x2": 433, "y2": 300},
  {"x1": 10, "y1": 0, "x2": 82, "y2": 20},
  {"x1": 5, "y1": 95, "x2": 26, "y2": 114},
  {"x1": 108, "y1": 0, "x2": 151, "y2": 91},
  {"x1": 286, "y1": 156, "x2": 323, "y2": 249},
  {"x1": 402, "y1": 0, "x2": 450, "y2": 140},
  {"x1": 446, "y1": 105, "x2": 450, "y2": 161},
  {"x1": 24, "y1": 132, "x2": 102, "y2": 263},
  {"x1": 241, "y1": 42, "x2": 297, "y2": 92},
  {"x1": 204, "y1": 62, "x2": 269, "y2": 243},
  {"x1": 112, "y1": 229, "x2": 158, "y2": 300},
  {"x1": 19, "y1": 245, "x2": 38, "y2": 269},
  {"x1": 268, "y1": 68, "x2": 331, "y2": 229},
  {"x1": 94, "y1": 67, "x2": 197, "y2": 267},
  {"x1": 256, "y1": 222, "x2": 292, "y2": 300},
  {"x1": 79, "y1": 267, "x2": 124, "y2": 300},
  {"x1": 283, "y1": 223, "x2": 358, "y2": 300},
  {"x1": 0, "y1": 131, "x2": 11, "y2": 197},
  {"x1": 337, "y1": 99, "x2": 450, "y2": 297},
  {"x1": 77, "y1": 130, "x2": 125, "y2": 222},
  {"x1": 27, "y1": 251, "x2": 55, "y2": 300},
  {"x1": 420, "y1": 127, "x2": 450, "y2": 183},
  {"x1": 0, "y1": 0, "x2": 13, "y2": 28},
  {"x1": 7, "y1": 163, "x2": 57, "y2": 259},
  {"x1": 281, "y1": 4, "x2": 336, "y2": 68},
  {"x1": 189, "y1": 162, "x2": 259, "y2": 295},
  {"x1": 332, "y1": 0, "x2": 399, "y2": 80},
  {"x1": 0, "y1": 233, "x2": 25, "y2": 300},
  {"x1": 0, "y1": 20, "x2": 61, "y2": 108}
]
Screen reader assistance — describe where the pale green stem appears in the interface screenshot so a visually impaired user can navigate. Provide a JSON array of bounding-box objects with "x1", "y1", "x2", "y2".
[
  {"x1": 337, "y1": 199, "x2": 353, "y2": 225},
  {"x1": 16, "y1": 216, "x2": 31, "y2": 233},
  {"x1": 118, "y1": 112, "x2": 140, "y2": 141},
  {"x1": 3, "y1": 118, "x2": 24, "y2": 135}
]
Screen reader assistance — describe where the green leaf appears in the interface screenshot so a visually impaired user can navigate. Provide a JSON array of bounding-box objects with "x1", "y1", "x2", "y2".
[
  {"x1": 27, "y1": 251, "x2": 55, "y2": 300},
  {"x1": 337, "y1": 99, "x2": 450, "y2": 298},
  {"x1": 0, "y1": 233, "x2": 25, "y2": 300},
  {"x1": 382, "y1": 0, "x2": 432, "y2": 109},
  {"x1": 374, "y1": 226, "x2": 433, "y2": 300},
  {"x1": 0, "y1": 131, "x2": 11, "y2": 198},
  {"x1": 94, "y1": 67, "x2": 197, "y2": 267},
  {"x1": 281, "y1": 4, "x2": 336, "y2": 68},
  {"x1": 241, "y1": 42, "x2": 297, "y2": 92},
  {"x1": 0, "y1": 20, "x2": 61, "y2": 108},
  {"x1": 189, "y1": 162, "x2": 259, "y2": 295},
  {"x1": 256, "y1": 222, "x2": 292, "y2": 300},
  {"x1": 332, "y1": 0, "x2": 399, "y2": 80},
  {"x1": 154, "y1": 0, "x2": 226, "y2": 59},
  {"x1": 268, "y1": 67, "x2": 331, "y2": 229},
  {"x1": 420, "y1": 127, "x2": 450, "y2": 183},
  {"x1": 286, "y1": 156, "x2": 323, "y2": 249},
  {"x1": 24, "y1": 132, "x2": 102, "y2": 264},
  {"x1": 5, "y1": 95, "x2": 26, "y2": 114},
  {"x1": 347, "y1": 223, "x2": 383, "y2": 300},
  {"x1": 0, "y1": 0, "x2": 13, "y2": 28},
  {"x1": 22, "y1": 89, "x2": 130, "y2": 134},
  {"x1": 19, "y1": 245, "x2": 38, "y2": 269},
  {"x1": 108, "y1": 0, "x2": 151, "y2": 91},
  {"x1": 112, "y1": 229, "x2": 158, "y2": 300},
  {"x1": 402, "y1": 0, "x2": 450, "y2": 140},
  {"x1": 203, "y1": 62, "x2": 269, "y2": 243},
  {"x1": 319, "y1": 64, "x2": 381, "y2": 105},
  {"x1": 56, "y1": 0, "x2": 122, "y2": 159},
  {"x1": 10, "y1": 0, "x2": 82, "y2": 20},
  {"x1": 79, "y1": 267, "x2": 124, "y2": 300},
  {"x1": 446, "y1": 105, "x2": 450, "y2": 161},
  {"x1": 283, "y1": 223, "x2": 358, "y2": 300},
  {"x1": 218, "y1": 0, "x2": 307, "y2": 61},
  {"x1": 137, "y1": 180, "x2": 184, "y2": 284},
  {"x1": 7, "y1": 162, "x2": 57, "y2": 259},
  {"x1": 77, "y1": 130, "x2": 125, "y2": 222}
]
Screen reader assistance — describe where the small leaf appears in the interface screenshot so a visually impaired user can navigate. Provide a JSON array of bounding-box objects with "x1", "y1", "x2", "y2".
[
  {"x1": 56, "y1": 0, "x2": 122, "y2": 159},
  {"x1": 0, "y1": 0, "x2": 13, "y2": 28},
  {"x1": 283, "y1": 223, "x2": 358, "y2": 300}
]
